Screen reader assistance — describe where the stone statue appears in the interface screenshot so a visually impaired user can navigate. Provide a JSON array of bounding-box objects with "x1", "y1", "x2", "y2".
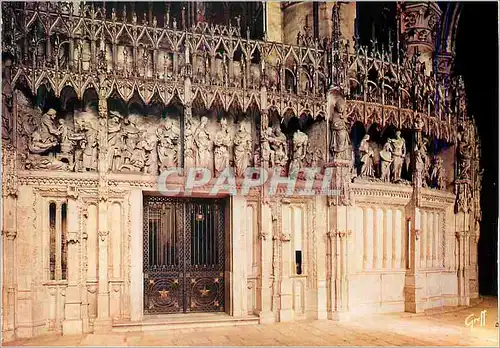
[
  {"x1": 457, "y1": 130, "x2": 472, "y2": 180},
  {"x1": 119, "y1": 117, "x2": 141, "y2": 170},
  {"x1": 194, "y1": 116, "x2": 211, "y2": 168},
  {"x1": 329, "y1": 91, "x2": 352, "y2": 161},
  {"x1": 80, "y1": 120, "x2": 98, "y2": 171},
  {"x1": 28, "y1": 131, "x2": 58, "y2": 154},
  {"x1": 2, "y1": 82, "x2": 13, "y2": 142},
  {"x1": 57, "y1": 118, "x2": 85, "y2": 170},
  {"x1": 213, "y1": 118, "x2": 232, "y2": 175},
  {"x1": 25, "y1": 154, "x2": 70, "y2": 171},
  {"x1": 184, "y1": 116, "x2": 195, "y2": 169},
  {"x1": 28, "y1": 108, "x2": 60, "y2": 154},
  {"x1": 430, "y1": 156, "x2": 446, "y2": 190},
  {"x1": 261, "y1": 127, "x2": 275, "y2": 168},
  {"x1": 233, "y1": 123, "x2": 252, "y2": 177},
  {"x1": 270, "y1": 127, "x2": 288, "y2": 169},
  {"x1": 380, "y1": 140, "x2": 393, "y2": 182},
  {"x1": 414, "y1": 137, "x2": 430, "y2": 187},
  {"x1": 156, "y1": 119, "x2": 179, "y2": 170},
  {"x1": 145, "y1": 133, "x2": 158, "y2": 175},
  {"x1": 289, "y1": 130, "x2": 309, "y2": 177},
  {"x1": 130, "y1": 131, "x2": 154, "y2": 173},
  {"x1": 108, "y1": 111, "x2": 123, "y2": 172},
  {"x1": 359, "y1": 134, "x2": 374, "y2": 178},
  {"x1": 388, "y1": 131, "x2": 406, "y2": 182}
]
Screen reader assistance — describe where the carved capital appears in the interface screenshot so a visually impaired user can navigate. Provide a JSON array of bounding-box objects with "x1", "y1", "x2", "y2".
[
  {"x1": 436, "y1": 52, "x2": 454, "y2": 76},
  {"x1": 67, "y1": 186, "x2": 79, "y2": 199},
  {"x1": 414, "y1": 229, "x2": 421, "y2": 240},
  {"x1": 401, "y1": 2, "x2": 442, "y2": 53},
  {"x1": 280, "y1": 232, "x2": 291, "y2": 242},
  {"x1": 67, "y1": 231, "x2": 80, "y2": 244},
  {"x1": 98, "y1": 178, "x2": 109, "y2": 202},
  {"x1": 454, "y1": 180, "x2": 472, "y2": 214},
  {"x1": 2, "y1": 173, "x2": 18, "y2": 198},
  {"x1": 455, "y1": 231, "x2": 469, "y2": 240},
  {"x1": 98, "y1": 230, "x2": 109, "y2": 242},
  {"x1": 2, "y1": 229, "x2": 17, "y2": 240},
  {"x1": 327, "y1": 230, "x2": 352, "y2": 239}
]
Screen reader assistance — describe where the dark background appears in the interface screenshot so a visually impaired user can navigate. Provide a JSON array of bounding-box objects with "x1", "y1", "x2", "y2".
[{"x1": 454, "y1": 2, "x2": 498, "y2": 296}]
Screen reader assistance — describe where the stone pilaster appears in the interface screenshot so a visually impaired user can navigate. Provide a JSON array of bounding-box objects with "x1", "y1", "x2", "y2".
[
  {"x1": 278, "y1": 201, "x2": 293, "y2": 322},
  {"x1": 327, "y1": 228, "x2": 351, "y2": 320},
  {"x1": 2, "y1": 66, "x2": 18, "y2": 340},
  {"x1": 309, "y1": 196, "x2": 328, "y2": 320},
  {"x1": 327, "y1": 193, "x2": 352, "y2": 321},
  {"x1": 2, "y1": 196, "x2": 17, "y2": 342},
  {"x1": 94, "y1": 78, "x2": 112, "y2": 332},
  {"x1": 404, "y1": 120, "x2": 426, "y2": 313},
  {"x1": 62, "y1": 193, "x2": 83, "y2": 335},
  {"x1": 256, "y1": 203, "x2": 274, "y2": 323},
  {"x1": 456, "y1": 231, "x2": 471, "y2": 306},
  {"x1": 129, "y1": 190, "x2": 143, "y2": 322},
  {"x1": 404, "y1": 204, "x2": 426, "y2": 313},
  {"x1": 230, "y1": 195, "x2": 247, "y2": 317}
]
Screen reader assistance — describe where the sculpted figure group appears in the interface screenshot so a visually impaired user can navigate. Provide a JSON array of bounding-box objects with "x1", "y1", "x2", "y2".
[
  {"x1": 24, "y1": 108, "x2": 99, "y2": 171},
  {"x1": 356, "y1": 129, "x2": 445, "y2": 189},
  {"x1": 357, "y1": 130, "x2": 407, "y2": 183},
  {"x1": 19, "y1": 102, "x2": 446, "y2": 190}
]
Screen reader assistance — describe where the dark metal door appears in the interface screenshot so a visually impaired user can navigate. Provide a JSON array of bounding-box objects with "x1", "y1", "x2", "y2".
[{"x1": 143, "y1": 196, "x2": 225, "y2": 314}]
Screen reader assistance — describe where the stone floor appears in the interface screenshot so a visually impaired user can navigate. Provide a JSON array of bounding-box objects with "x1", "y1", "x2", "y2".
[{"x1": 4, "y1": 297, "x2": 499, "y2": 346}]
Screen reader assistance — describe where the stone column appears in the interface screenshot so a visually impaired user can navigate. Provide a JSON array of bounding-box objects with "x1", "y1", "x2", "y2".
[
  {"x1": 183, "y1": 52, "x2": 193, "y2": 174},
  {"x1": 256, "y1": 203, "x2": 274, "y2": 323},
  {"x1": 404, "y1": 206, "x2": 426, "y2": 313},
  {"x1": 435, "y1": 52, "x2": 454, "y2": 119},
  {"x1": 278, "y1": 202, "x2": 293, "y2": 322},
  {"x1": 310, "y1": 196, "x2": 328, "y2": 320},
  {"x1": 94, "y1": 79, "x2": 112, "y2": 332},
  {"x1": 400, "y1": 2, "x2": 442, "y2": 75},
  {"x1": 456, "y1": 229, "x2": 471, "y2": 306},
  {"x1": 2, "y1": 194, "x2": 17, "y2": 341},
  {"x1": 404, "y1": 119, "x2": 427, "y2": 313},
  {"x1": 62, "y1": 193, "x2": 83, "y2": 335},
  {"x1": 230, "y1": 196, "x2": 247, "y2": 317},
  {"x1": 327, "y1": 206, "x2": 351, "y2": 321},
  {"x1": 129, "y1": 190, "x2": 143, "y2": 321},
  {"x1": 265, "y1": 2, "x2": 283, "y2": 43},
  {"x1": 2, "y1": 68, "x2": 18, "y2": 340}
]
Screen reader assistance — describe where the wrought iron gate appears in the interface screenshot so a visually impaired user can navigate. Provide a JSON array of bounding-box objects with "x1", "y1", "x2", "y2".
[{"x1": 143, "y1": 196, "x2": 225, "y2": 314}]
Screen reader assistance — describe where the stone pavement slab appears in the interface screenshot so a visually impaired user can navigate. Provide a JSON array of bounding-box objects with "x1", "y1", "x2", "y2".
[{"x1": 4, "y1": 297, "x2": 498, "y2": 346}]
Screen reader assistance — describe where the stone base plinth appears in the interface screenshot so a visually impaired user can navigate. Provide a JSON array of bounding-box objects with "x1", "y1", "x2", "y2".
[
  {"x1": 328, "y1": 311, "x2": 350, "y2": 321},
  {"x1": 279, "y1": 309, "x2": 294, "y2": 322},
  {"x1": 62, "y1": 319, "x2": 83, "y2": 335},
  {"x1": 257, "y1": 311, "x2": 275, "y2": 324},
  {"x1": 93, "y1": 318, "x2": 112, "y2": 333}
]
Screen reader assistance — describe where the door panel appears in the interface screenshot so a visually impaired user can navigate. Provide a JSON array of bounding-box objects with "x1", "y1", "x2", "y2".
[
  {"x1": 143, "y1": 197, "x2": 225, "y2": 315},
  {"x1": 185, "y1": 201, "x2": 225, "y2": 312}
]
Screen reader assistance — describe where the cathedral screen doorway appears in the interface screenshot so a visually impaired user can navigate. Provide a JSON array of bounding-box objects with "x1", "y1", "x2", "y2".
[{"x1": 143, "y1": 196, "x2": 226, "y2": 314}]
